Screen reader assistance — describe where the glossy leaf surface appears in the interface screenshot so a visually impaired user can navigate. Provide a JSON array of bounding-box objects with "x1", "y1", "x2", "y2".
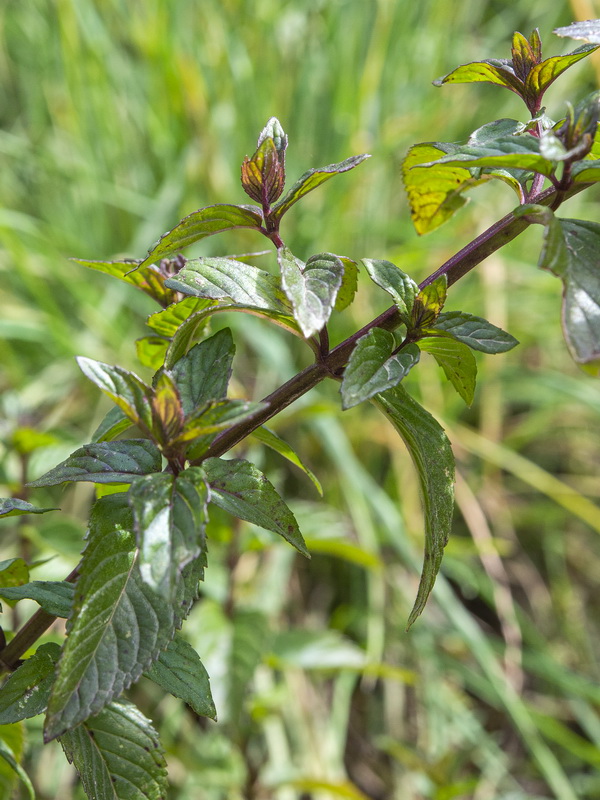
[
  {"x1": 0, "y1": 643, "x2": 61, "y2": 724},
  {"x1": 0, "y1": 582, "x2": 74, "y2": 617},
  {"x1": 362, "y1": 259, "x2": 419, "y2": 319},
  {"x1": 171, "y1": 329, "x2": 234, "y2": 415},
  {"x1": 431, "y1": 311, "x2": 519, "y2": 353},
  {"x1": 278, "y1": 249, "x2": 344, "y2": 338}
]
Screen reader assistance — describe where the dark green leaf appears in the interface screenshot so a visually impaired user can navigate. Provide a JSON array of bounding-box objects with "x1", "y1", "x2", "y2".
[
  {"x1": 28, "y1": 440, "x2": 162, "y2": 487},
  {"x1": 144, "y1": 635, "x2": 216, "y2": 720},
  {"x1": 0, "y1": 582, "x2": 74, "y2": 617},
  {"x1": 129, "y1": 468, "x2": 209, "y2": 600},
  {"x1": 204, "y1": 457, "x2": 309, "y2": 557},
  {"x1": 278, "y1": 249, "x2": 344, "y2": 338},
  {"x1": 59, "y1": 699, "x2": 167, "y2": 800},
  {"x1": 419, "y1": 334, "x2": 478, "y2": 405},
  {"x1": 0, "y1": 559, "x2": 29, "y2": 588},
  {"x1": 432, "y1": 311, "x2": 519, "y2": 353},
  {"x1": 373, "y1": 385, "x2": 455, "y2": 628},
  {"x1": 0, "y1": 643, "x2": 61, "y2": 724},
  {"x1": 270, "y1": 154, "x2": 370, "y2": 222},
  {"x1": 74, "y1": 259, "x2": 176, "y2": 307},
  {"x1": 0, "y1": 500, "x2": 58, "y2": 518},
  {"x1": 468, "y1": 118, "x2": 526, "y2": 145},
  {"x1": 139, "y1": 204, "x2": 264, "y2": 270},
  {"x1": 146, "y1": 297, "x2": 215, "y2": 337},
  {"x1": 250, "y1": 426, "x2": 323, "y2": 495},
  {"x1": 165, "y1": 256, "x2": 290, "y2": 311},
  {"x1": 171, "y1": 329, "x2": 235, "y2": 415},
  {"x1": 44, "y1": 494, "x2": 202, "y2": 740},
  {"x1": 362, "y1": 259, "x2": 419, "y2": 320},
  {"x1": 539, "y1": 216, "x2": 600, "y2": 370},
  {"x1": 91, "y1": 407, "x2": 133, "y2": 444},
  {"x1": 341, "y1": 329, "x2": 420, "y2": 409},
  {"x1": 77, "y1": 358, "x2": 154, "y2": 436}
]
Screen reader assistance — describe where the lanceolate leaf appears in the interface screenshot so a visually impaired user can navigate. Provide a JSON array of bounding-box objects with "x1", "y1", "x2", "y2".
[
  {"x1": 171, "y1": 328, "x2": 235, "y2": 415},
  {"x1": 333, "y1": 255, "x2": 359, "y2": 312},
  {"x1": 139, "y1": 204, "x2": 264, "y2": 270},
  {"x1": 525, "y1": 46, "x2": 599, "y2": 98},
  {"x1": 77, "y1": 358, "x2": 155, "y2": 436},
  {"x1": 341, "y1": 329, "x2": 420, "y2": 409},
  {"x1": 362, "y1": 259, "x2": 419, "y2": 319},
  {"x1": 146, "y1": 297, "x2": 215, "y2": 337},
  {"x1": 60, "y1": 699, "x2": 167, "y2": 800},
  {"x1": 0, "y1": 582, "x2": 74, "y2": 617},
  {"x1": 144, "y1": 635, "x2": 216, "y2": 720},
  {"x1": 539, "y1": 216, "x2": 600, "y2": 370},
  {"x1": 0, "y1": 643, "x2": 61, "y2": 724},
  {"x1": 433, "y1": 59, "x2": 523, "y2": 93},
  {"x1": 74, "y1": 260, "x2": 176, "y2": 307},
  {"x1": 129, "y1": 469, "x2": 209, "y2": 600},
  {"x1": 419, "y1": 335, "x2": 478, "y2": 406},
  {"x1": 0, "y1": 499, "x2": 57, "y2": 518},
  {"x1": 431, "y1": 311, "x2": 519, "y2": 353},
  {"x1": 270, "y1": 154, "x2": 370, "y2": 222},
  {"x1": 164, "y1": 257, "x2": 289, "y2": 311},
  {"x1": 402, "y1": 143, "x2": 488, "y2": 234},
  {"x1": 250, "y1": 426, "x2": 323, "y2": 495},
  {"x1": 151, "y1": 370, "x2": 184, "y2": 444},
  {"x1": 278, "y1": 248, "x2": 344, "y2": 338},
  {"x1": 373, "y1": 385, "x2": 455, "y2": 628},
  {"x1": 28, "y1": 440, "x2": 162, "y2": 487},
  {"x1": 91, "y1": 407, "x2": 133, "y2": 444},
  {"x1": 0, "y1": 559, "x2": 29, "y2": 588},
  {"x1": 44, "y1": 494, "x2": 203, "y2": 740},
  {"x1": 204, "y1": 457, "x2": 309, "y2": 557}
]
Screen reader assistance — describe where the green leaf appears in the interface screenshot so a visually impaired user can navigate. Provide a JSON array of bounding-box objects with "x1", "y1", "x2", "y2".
[
  {"x1": 204, "y1": 457, "x2": 309, "y2": 557},
  {"x1": 433, "y1": 59, "x2": 524, "y2": 93},
  {"x1": 0, "y1": 559, "x2": 29, "y2": 588},
  {"x1": 0, "y1": 582, "x2": 74, "y2": 617},
  {"x1": 270, "y1": 154, "x2": 370, "y2": 222},
  {"x1": 431, "y1": 311, "x2": 519, "y2": 353},
  {"x1": 91, "y1": 407, "x2": 133, "y2": 444},
  {"x1": 528, "y1": 46, "x2": 599, "y2": 95},
  {"x1": 538, "y1": 216, "x2": 600, "y2": 370},
  {"x1": 373, "y1": 385, "x2": 455, "y2": 628},
  {"x1": 74, "y1": 259, "x2": 177, "y2": 307},
  {"x1": 411, "y1": 275, "x2": 448, "y2": 329},
  {"x1": 146, "y1": 297, "x2": 215, "y2": 337},
  {"x1": 165, "y1": 256, "x2": 290, "y2": 311},
  {"x1": 44, "y1": 493, "x2": 203, "y2": 740},
  {"x1": 402, "y1": 143, "x2": 487, "y2": 234},
  {"x1": 468, "y1": 118, "x2": 526, "y2": 145},
  {"x1": 177, "y1": 400, "x2": 266, "y2": 458},
  {"x1": 59, "y1": 699, "x2": 167, "y2": 800},
  {"x1": 129, "y1": 468, "x2": 209, "y2": 601},
  {"x1": 10, "y1": 427, "x2": 59, "y2": 455},
  {"x1": 341, "y1": 329, "x2": 420, "y2": 409},
  {"x1": 138, "y1": 204, "x2": 264, "y2": 270},
  {"x1": 250, "y1": 426, "x2": 323, "y2": 495},
  {"x1": 77, "y1": 358, "x2": 155, "y2": 436},
  {"x1": 0, "y1": 499, "x2": 58, "y2": 518},
  {"x1": 144, "y1": 635, "x2": 216, "y2": 720},
  {"x1": 419, "y1": 334, "x2": 478, "y2": 405},
  {"x1": 417, "y1": 135, "x2": 555, "y2": 178},
  {"x1": 278, "y1": 248, "x2": 344, "y2": 338},
  {"x1": 0, "y1": 643, "x2": 61, "y2": 724},
  {"x1": 28, "y1": 440, "x2": 162, "y2": 487},
  {"x1": 135, "y1": 335, "x2": 170, "y2": 371},
  {"x1": 151, "y1": 370, "x2": 184, "y2": 444},
  {"x1": 333, "y1": 255, "x2": 359, "y2": 312},
  {"x1": 362, "y1": 259, "x2": 419, "y2": 320},
  {"x1": 171, "y1": 329, "x2": 235, "y2": 415}
]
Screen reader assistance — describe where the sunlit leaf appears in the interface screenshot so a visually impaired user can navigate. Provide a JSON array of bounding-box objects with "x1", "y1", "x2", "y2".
[
  {"x1": 433, "y1": 59, "x2": 523, "y2": 93},
  {"x1": 146, "y1": 297, "x2": 215, "y2": 337},
  {"x1": 333, "y1": 255, "x2": 359, "y2": 312},
  {"x1": 373, "y1": 385, "x2": 455, "y2": 627},
  {"x1": 411, "y1": 275, "x2": 448, "y2": 328},
  {"x1": 151, "y1": 370, "x2": 184, "y2": 444},
  {"x1": 362, "y1": 259, "x2": 419, "y2": 320},
  {"x1": 419, "y1": 334, "x2": 478, "y2": 405},
  {"x1": 554, "y1": 20, "x2": 600, "y2": 44},
  {"x1": 250, "y1": 426, "x2": 323, "y2": 495},
  {"x1": 526, "y1": 46, "x2": 599, "y2": 98},
  {"x1": 74, "y1": 259, "x2": 176, "y2": 307},
  {"x1": 135, "y1": 335, "x2": 170, "y2": 370},
  {"x1": 204, "y1": 457, "x2": 309, "y2": 557},
  {"x1": 28, "y1": 440, "x2": 162, "y2": 486},
  {"x1": 341, "y1": 329, "x2": 420, "y2": 409},
  {"x1": 431, "y1": 311, "x2": 519, "y2": 353},
  {"x1": 138, "y1": 204, "x2": 264, "y2": 270}
]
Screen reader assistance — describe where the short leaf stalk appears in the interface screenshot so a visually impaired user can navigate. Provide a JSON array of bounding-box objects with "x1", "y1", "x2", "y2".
[{"x1": 2, "y1": 20, "x2": 600, "y2": 800}]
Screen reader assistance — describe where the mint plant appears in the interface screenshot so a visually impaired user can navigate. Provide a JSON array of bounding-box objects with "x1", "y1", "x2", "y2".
[{"x1": 2, "y1": 20, "x2": 600, "y2": 798}]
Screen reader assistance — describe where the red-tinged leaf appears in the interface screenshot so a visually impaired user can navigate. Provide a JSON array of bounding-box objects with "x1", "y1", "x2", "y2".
[
  {"x1": 411, "y1": 276, "x2": 448, "y2": 329},
  {"x1": 151, "y1": 370, "x2": 184, "y2": 444},
  {"x1": 526, "y1": 45, "x2": 599, "y2": 98},
  {"x1": 138, "y1": 204, "x2": 264, "y2": 270},
  {"x1": 433, "y1": 59, "x2": 523, "y2": 94}
]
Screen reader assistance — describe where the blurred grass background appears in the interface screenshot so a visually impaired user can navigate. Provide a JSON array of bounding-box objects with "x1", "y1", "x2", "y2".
[{"x1": 2, "y1": 0, "x2": 600, "y2": 798}]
